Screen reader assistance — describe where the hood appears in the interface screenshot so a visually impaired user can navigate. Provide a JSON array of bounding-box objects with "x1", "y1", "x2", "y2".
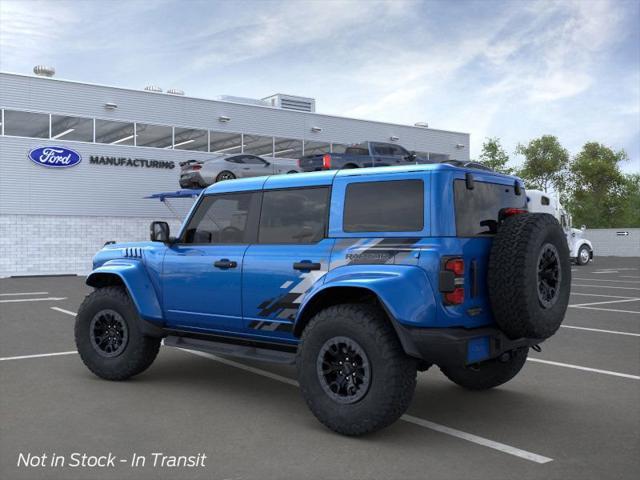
[{"x1": 93, "y1": 241, "x2": 160, "y2": 269}]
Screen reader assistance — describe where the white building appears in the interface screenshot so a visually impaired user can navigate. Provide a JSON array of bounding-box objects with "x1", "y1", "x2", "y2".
[{"x1": 0, "y1": 70, "x2": 470, "y2": 277}]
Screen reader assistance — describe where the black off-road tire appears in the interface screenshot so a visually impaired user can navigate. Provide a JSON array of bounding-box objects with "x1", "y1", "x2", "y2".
[
  {"x1": 75, "y1": 286, "x2": 161, "y2": 381},
  {"x1": 215, "y1": 171, "x2": 236, "y2": 182},
  {"x1": 576, "y1": 245, "x2": 591, "y2": 266},
  {"x1": 296, "y1": 304, "x2": 417, "y2": 436},
  {"x1": 488, "y1": 213, "x2": 571, "y2": 340},
  {"x1": 441, "y1": 348, "x2": 528, "y2": 390}
]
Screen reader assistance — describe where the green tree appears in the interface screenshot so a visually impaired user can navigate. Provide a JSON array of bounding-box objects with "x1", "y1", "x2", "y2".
[
  {"x1": 618, "y1": 174, "x2": 640, "y2": 227},
  {"x1": 478, "y1": 137, "x2": 513, "y2": 174},
  {"x1": 567, "y1": 142, "x2": 630, "y2": 228},
  {"x1": 516, "y1": 135, "x2": 569, "y2": 193}
]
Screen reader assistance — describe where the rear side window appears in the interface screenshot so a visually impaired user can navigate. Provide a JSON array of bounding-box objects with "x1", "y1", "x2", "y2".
[
  {"x1": 454, "y1": 180, "x2": 526, "y2": 236},
  {"x1": 343, "y1": 180, "x2": 424, "y2": 232},
  {"x1": 259, "y1": 188, "x2": 329, "y2": 243}
]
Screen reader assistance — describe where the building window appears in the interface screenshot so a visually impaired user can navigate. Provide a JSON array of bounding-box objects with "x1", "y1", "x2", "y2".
[
  {"x1": 174, "y1": 127, "x2": 208, "y2": 151},
  {"x1": 273, "y1": 137, "x2": 303, "y2": 158},
  {"x1": 210, "y1": 131, "x2": 243, "y2": 154},
  {"x1": 259, "y1": 188, "x2": 329, "y2": 244},
  {"x1": 95, "y1": 119, "x2": 135, "y2": 145},
  {"x1": 51, "y1": 114, "x2": 94, "y2": 142},
  {"x1": 3, "y1": 110, "x2": 49, "y2": 138},
  {"x1": 135, "y1": 123, "x2": 173, "y2": 148},
  {"x1": 343, "y1": 180, "x2": 424, "y2": 232},
  {"x1": 243, "y1": 134, "x2": 274, "y2": 156},
  {"x1": 304, "y1": 140, "x2": 331, "y2": 156}
]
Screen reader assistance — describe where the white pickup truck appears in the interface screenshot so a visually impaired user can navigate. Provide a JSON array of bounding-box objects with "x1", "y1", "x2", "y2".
[{"x1": 527, "y1": 190, "x2": 594, "y2": 265}]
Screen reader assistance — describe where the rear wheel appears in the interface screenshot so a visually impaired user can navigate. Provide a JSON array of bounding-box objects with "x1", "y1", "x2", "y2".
[
  {"x1": 441, "y1": 348, "x2": 528, "y2": 390},
  {"x1": 297, "y1": 304, "x2": 417, "y2": 436},
  {"x1": 75, "y1": 286, "x2": 160, "y2": 380},
  {"x1": 576, "y1": 245, "x2": 590, "y2": 265},
  {"x1": 215, "y1": 171, "x2": 236, "y2": 182}
]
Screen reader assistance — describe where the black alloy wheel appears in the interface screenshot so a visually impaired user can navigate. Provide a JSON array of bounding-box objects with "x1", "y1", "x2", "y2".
[
  {"x1": 537, "y1": 243, "x2": 561, "y2": 308},
  {"x1": 89, "y1": 309, "x2": 129, "y2": 357},
  {"x1": 316, "y1": 336, "x2": 371, "y2": 404}
]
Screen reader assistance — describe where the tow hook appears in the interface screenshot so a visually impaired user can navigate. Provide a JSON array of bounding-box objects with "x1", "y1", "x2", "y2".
[{"x1": 531, "y1": 344, "x2": 542, "y2": 353}]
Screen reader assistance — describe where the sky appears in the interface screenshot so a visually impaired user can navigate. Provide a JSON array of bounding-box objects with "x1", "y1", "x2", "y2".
[{"x1": 1, "y1": 0, "x2": 638, "y2": 172}]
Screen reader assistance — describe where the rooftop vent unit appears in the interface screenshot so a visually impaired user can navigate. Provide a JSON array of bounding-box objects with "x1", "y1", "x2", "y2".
[
  {"x1": 216, "y1": 95, "x2": 270, "y2": 107},
  {"x1": 33, "y1": 65, "x2": 55, "y2": 77},
  {"x1": 167, "y1": 88, "x2": 185, "y2": 96},
  {"x1": 144, "y1": 85, "x2": 163, "y2": 93},
  {"x1": 414, "y1": 122, "x2": 429, "y2": 128},
  {"x1": 262, "y1": 94, "x2": 316, "y2": 113}
]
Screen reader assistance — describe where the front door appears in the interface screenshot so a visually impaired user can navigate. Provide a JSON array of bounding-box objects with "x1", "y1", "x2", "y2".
[
  {"x1": 242, "y1": 186, "x2": 333, "y2": 341},
  {"x1": 163, "y1": 191, "x2": 260, "y2": 332}
]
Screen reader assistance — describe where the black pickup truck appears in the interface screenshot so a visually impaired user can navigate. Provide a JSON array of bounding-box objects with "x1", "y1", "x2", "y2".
[{"x1": 297, "y1": 141, "x2": 424, "y2": 171}]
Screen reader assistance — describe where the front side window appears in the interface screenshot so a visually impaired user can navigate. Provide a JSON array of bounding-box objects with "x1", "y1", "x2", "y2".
[
  {"x1": 343, "y1": 180, "x2": 424, "y2": 232},
  {"x1": 182, "y1": 192, "x2": 259, "y2": 244},
  {"x1": 4, "y1": 110, "x2": 49, "y2": 138},
  {"x1": 242, "y1": 155, "x2": 267, "y2": 165},
  {"x1": 259, "y1": 188, "x2": 329, "y2": 244}
]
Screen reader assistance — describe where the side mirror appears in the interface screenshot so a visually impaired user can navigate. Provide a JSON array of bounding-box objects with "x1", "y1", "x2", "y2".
[{"x1": 150, "y1": 221, "x2": 170, "y2": 242}]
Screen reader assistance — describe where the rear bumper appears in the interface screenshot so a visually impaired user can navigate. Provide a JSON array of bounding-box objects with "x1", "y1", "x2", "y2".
[
  {"x1": 179, "y1": 172, "x2": 205, "y2": 188},
  {"x1": 397, "y1": 325, "x2": 543, "y2": 367}
]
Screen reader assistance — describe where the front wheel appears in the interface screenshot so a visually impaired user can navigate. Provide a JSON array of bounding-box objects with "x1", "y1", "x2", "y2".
[
  {"x1": 441, "y1": 348, "x2": 528, "y2": 390},
  {"x1": 75, "y1": 286, "x2": 161, "y2": 381},
  {"x1": 576, "y1": 245, "x2": 591, "y2": 265},
  {"x1": 296, "y1": 304, "x2": 417, "y2": 436}
]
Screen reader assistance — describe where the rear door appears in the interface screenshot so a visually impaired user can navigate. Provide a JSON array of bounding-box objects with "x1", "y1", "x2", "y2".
[
  {"x1": 162, "y1": 191, "x2": 260, "y2": 332},
  {"x1": 242, "y1": 184, "x2": 333, "y2": 341}
]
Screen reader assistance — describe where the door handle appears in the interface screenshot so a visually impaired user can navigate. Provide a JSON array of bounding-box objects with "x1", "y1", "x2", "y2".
[
  {"x1": 214, "y1": 259, "x2": 237, "y2": 269},
  {"x1": 293, "y1": 261, "x2": 321, "y2": 271}
]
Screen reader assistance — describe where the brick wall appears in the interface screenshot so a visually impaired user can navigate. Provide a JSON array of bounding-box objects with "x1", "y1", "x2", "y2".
[{"x1": 0, "y1": 214, "x2": 183, "y2": 277}]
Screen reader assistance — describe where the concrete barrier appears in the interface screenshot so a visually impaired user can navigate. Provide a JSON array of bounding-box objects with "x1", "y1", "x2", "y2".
[{"x1": 586, "y1": 228, "x2": 640, "y2": 257}]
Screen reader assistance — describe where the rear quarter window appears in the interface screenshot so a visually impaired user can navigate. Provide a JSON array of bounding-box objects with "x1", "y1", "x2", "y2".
[
  {"x1": 343, "y1": 180, "x2": 424, "y2": 232},
  {"x1": 454, "y1": 179, "x2": 526, "y2": 236}
]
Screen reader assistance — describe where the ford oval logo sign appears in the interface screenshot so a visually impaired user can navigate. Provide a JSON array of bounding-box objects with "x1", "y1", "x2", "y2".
[{"x1": 28, "y1": 146, "x2": 82, "y2": 168}]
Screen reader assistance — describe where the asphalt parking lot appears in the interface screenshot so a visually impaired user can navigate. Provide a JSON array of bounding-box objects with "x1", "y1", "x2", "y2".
[{"x1": 1, "y1": 257, "x2": 639, "y2": 480}]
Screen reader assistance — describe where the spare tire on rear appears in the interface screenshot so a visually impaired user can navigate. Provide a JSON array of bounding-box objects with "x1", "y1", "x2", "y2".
[{"x1": 488, "y1": 213, "x2": 570, "y2": 340}]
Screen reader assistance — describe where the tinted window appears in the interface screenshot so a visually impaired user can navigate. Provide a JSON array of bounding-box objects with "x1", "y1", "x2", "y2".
[
  {"x1": 174, "y1": 127, "x2": 208, "y2": 151},
  {"x1": 182, "y1": 192, "x2": 258, "y2": 244},
  {"x1": 210, "y1": 131, "x2": 243, "y2": 154},
  {"x1": 95, "y1": 119, "x2": 135, "y2": 145},
  {"x1": 343, "y1": 180, "x2": 424, "y2": 232},
  {"x1": 243, "y1": 155, "x2": 267, "y2": 165},
  {"x1": 226, "y1": 156, "x2": 243, "y2": 164},
  {"x1": 454, "y1": 180, "x2": 526, "y2": 236},
  {"x1": 259, "y1": 188, "x2": 329, "y2": 243},
  {"x1": 51, "y1": 114, "x2": 93, "y2": 142},
  {"x1": 345, "y1": 147, "x2": 369, "y2": 155},
  {"x1": 4, "y1": 110, "x2": 49, "y2": 138},
  {"x1": 136, "y1": 123, "x2": 172, "y2": 148}
]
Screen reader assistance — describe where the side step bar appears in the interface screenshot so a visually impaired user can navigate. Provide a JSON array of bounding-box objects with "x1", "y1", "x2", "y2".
[{"x1": 164, "y1": 335, "x2": 296, "y2": 365}]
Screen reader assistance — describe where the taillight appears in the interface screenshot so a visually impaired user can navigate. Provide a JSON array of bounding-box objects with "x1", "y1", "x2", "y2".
[
  {"x1": 440, "y1": 257, "x2": 465, "y2": 305},
  {"x1": 191, "y1": 165, "x2": 202, "y2": 171},
  {"x1": 322, "y1": 154, "x2": 332, "y2": 169},
  {"x1": 500, "y1": 207, "x2": 527, "y2": 218}
]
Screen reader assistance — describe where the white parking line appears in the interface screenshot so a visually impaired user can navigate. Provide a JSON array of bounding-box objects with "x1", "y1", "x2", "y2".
[
  {"x1": 571, "y1": 292, "x2": 638, "y2": 299},
  {"x1": 0, "y1": 291, "x2": 49, "y2": 296},
  {"x1": 572, "y1": 284, "x2": 640, "y2": 291},
  {"x1": 51, "y1": 307, "x2": 78, "y2": 316},
  {"x1": 182, "y1": 349, "x2": 552, "y2": 464},
  {"x1": 0, "y1": 351, "x2": 77, "y2": 361},
  {"x1": 620, "y1": 276, "x2": 640, "y2": 279},
  {"x1": 569, "y1": 306, "x2": 640, "y2": 315},
  {"x1": 593, "y1": 271, "x2": 619, "y2": 274},
  {"x1": 0, "y1": 297, "x2": 67, "y2": 303},
  {"x1": 561, "y1": 325, "x2": 640, "y2": 337},
  {"x1": 570, "y1": 298, "x2": 640, "y2": 307},
  {"x1": 573, "y1": 278, "x2": 640, "y2": 284},
  {"x1": 528, "y1": 358, "x2": 640, "y2": 380}
]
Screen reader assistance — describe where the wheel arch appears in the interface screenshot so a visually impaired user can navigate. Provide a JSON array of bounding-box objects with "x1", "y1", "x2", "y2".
[
  {"x1": 293, "y1": 285, "x2": 421, "y2": 358},
  {"x1": 86, "y1": 263, "x2": 164, "y2": 329}
]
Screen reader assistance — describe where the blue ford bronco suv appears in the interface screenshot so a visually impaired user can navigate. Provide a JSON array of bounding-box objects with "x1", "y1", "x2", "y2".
[{"x1": 75, "y1": 164, "x2": 570, "y2": 435}]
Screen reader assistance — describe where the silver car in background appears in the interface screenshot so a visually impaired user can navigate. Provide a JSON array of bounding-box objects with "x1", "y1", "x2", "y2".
[{"x1": 179, "y1": 154, "x2": 300, "y2": 188}]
